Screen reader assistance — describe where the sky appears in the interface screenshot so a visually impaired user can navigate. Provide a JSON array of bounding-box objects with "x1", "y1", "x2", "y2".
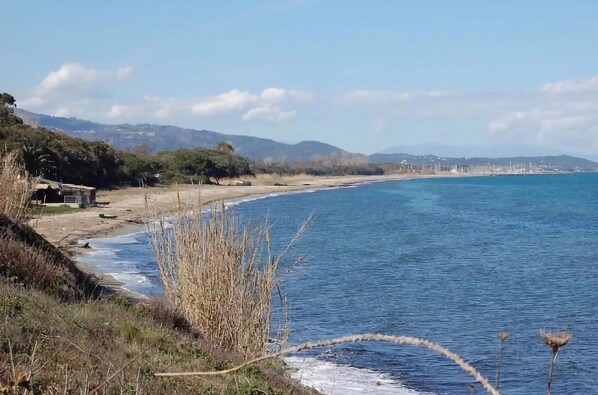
[{"x1": 2, "y1": 1, "x2": 598, "y2": 158}]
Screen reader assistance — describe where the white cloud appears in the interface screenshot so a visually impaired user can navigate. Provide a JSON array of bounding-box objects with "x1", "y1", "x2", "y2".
[
  {"x1": 36, "y1": 63, "x2": 133, "y2": 96},
  {"x1": 333, "y1": 83, "x2": 598, "y2": 154},
  {"x1": 260, "y1": 87, "x2": 286, "y2": 102},
  {"x1": 337, "y1": 89, "x2": 455, "y2": 106},
  {"x1": 17, "y1": 63, "x2": 598, "y2": 154},
  {"x1": 53, "y1": 107, "x2": 72, "y2": 117},
  {"x1": 18, "y1": 96, "x2": 45, "y2": 110},
  {"x1": 21, "y1": 66, "x2": 309, "y2": 125},
  {"x1": 188, "y1": 87, "x2": 309, "y2": 121},
  {"x1": 242, "y1": 106, "x2": 296, "y2": 122},
  {"x1": 487, "y1": 100, "x2": 598, "y2": 151},
  {"x1": 540, "y1": 76, "x2": 598, "y2": 94},
  {"x1": 20, "y1": 63, "x2": 134, "y2": 112},
  {"x1": 105, "y1": 104, "x2": 136, "y2": 119},
  {"x1": 191, "y1": 89, "x2": 258, "y2": 116},
  {"x1": 260, "y1": 88, "x2": 313, "y2": 103}
]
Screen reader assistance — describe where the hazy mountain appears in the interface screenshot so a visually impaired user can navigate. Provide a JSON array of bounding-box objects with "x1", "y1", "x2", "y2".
[
  {"x1": 17, "y1": 110, "x2": 364, "y2": 163},
  {"x1": 369, "y1": 153, "x2": 598, "y2": 171},
  {"x1": 380, "y1": 143, "x2": 596, "y2": 162},
  {"x1": 15, "y1": 110, "x2": 597, "y2": 170}
]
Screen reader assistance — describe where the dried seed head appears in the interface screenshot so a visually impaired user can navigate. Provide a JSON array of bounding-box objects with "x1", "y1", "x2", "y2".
[
  {"x1": 497, "y1": 331, "x2": 510, "y2": 342},
  {"x1": 540, "y1": 330, "x2": 571, "y2": 353}
]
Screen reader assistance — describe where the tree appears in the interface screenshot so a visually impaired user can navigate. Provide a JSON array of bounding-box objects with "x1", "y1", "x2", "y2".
[
  {"x1": 19, "y1": 143, "x2": 56, "y2": 177},
  {"x1": 214, "y1": 141, "x2": 234, "y2": 154},
  {"x1": 0, "y1": 92, "x2": 23, "y2": 127},
  {"x1": 133, "y1": 143, "x2": 150, "y2": 157},
  {"x1": 1, "y1": 93, "x2": 16, "y2": 107}
]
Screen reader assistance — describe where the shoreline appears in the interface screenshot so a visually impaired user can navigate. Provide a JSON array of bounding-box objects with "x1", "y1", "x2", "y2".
[{"x1": 30, "y1": 172, "x2": 457, "y2": 294}]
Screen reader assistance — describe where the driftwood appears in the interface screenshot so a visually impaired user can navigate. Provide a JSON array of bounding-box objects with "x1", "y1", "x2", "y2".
[{"x1": 99, "y1": 213, "x2": 117, "y2": 219}]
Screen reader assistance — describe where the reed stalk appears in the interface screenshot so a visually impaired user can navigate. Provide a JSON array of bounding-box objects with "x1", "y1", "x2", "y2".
[
  {"x1": 146, "y1": 196, "x2": 308, "y2": 358},
  {"x1": 155, "y1": 333, "x2": 501, "y2": 395},
  {"x1": 0, "y1": 151, "x2": 33, "y2": 222}
]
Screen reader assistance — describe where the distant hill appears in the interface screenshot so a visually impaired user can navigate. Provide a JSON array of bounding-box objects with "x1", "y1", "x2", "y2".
[
  {"x1": 16, "y1": 110, "x2": 597, "y2": 170},
  {"x1": 369, "y1": 153, "x2": 598, "y2": 171},
  {"x1": 379, "y1": 143, "x2": 598, "y2": 162},
  {"x1": 17, "y1": 109, "x2": 364, "y2": 163}
]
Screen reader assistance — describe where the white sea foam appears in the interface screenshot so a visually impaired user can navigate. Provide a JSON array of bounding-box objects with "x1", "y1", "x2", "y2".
[
  {"x1": 77, "y1": 182, "x2": 435, "y2": 393},
  {"x1": 108, "y1": 271, "x2": 151, "y2": 285},
  {"x1": 286, "y1": 356, "x2": 431, "y2": 395},
  {"x1": 224, "y1": 189, "x2": 318, "y2": 208}
]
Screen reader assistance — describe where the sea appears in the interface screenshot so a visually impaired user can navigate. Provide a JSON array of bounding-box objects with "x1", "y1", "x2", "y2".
[{"x1": 79, "y1": 173, "x2": 598, "y2": 394}]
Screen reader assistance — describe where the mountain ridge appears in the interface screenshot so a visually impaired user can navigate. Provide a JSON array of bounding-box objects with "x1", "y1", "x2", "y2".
[
  {"x1": 16, "y1": 109, "x2": 598, "y2": 170},
  {"x1": 16, "y1": 109, "x2": 364, "y2": 163}
]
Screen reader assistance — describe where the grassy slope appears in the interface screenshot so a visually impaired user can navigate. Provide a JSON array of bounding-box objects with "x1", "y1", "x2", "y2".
[{"x1": 0, "y1": 215, "x2": 318, "y2": 394}]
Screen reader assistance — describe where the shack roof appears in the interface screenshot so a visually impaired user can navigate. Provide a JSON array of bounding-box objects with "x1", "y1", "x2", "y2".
[
  {"x1": 60, "y1": 184, "x2": 96, "y2": 191},
  {"x1": 35, "y1": 177, "x2": 96, "y2": 191}
]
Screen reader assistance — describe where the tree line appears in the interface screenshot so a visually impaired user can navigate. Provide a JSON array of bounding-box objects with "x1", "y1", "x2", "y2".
[
  {"x1": 1, "y1": 93, "x2": 253, "y2": 187},
  {"x1": 1, "y1": 92, "x2": 400, "y2": 188}
]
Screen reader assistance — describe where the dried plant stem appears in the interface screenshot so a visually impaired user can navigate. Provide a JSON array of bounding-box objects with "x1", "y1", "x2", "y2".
[
  {"x1": 155, "y1": 333, "x2": 500, "y2": 395},
  {"x1": 540, "y1": 330, "x2": 571, "y2": 395},
  {"x1": 496, "y1": 343, "x2": 504, "y2": 390},
  {"x1": 495, "y1": 332, "x2": 509, "y2": 390},
  {"x1": 546, "y1": 350, "x2": 558, "y2": 395}
]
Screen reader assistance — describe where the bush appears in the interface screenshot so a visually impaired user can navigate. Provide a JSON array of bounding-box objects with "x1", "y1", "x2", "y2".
[
  {"x1": 0, "y1": 234, "x2": 85, "y2": 300},
  {"x1": 147, "y1": 201, "x2": 308, "y2": 358},
  {"x1": 0, "y1": 151, "x2": 33, "y2": 222}
]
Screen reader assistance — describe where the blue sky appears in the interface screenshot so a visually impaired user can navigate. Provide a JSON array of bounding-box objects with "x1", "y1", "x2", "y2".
[{"x1": 2, "y1": 1, "x2": 598, "y2": 157}]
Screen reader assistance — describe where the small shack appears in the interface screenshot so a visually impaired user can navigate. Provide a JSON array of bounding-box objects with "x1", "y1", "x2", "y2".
[{"x1": 34, "y1": 178, "x2": 96, "y2": 205}]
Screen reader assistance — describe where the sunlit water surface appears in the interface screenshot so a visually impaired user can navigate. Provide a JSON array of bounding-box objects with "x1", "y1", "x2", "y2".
[{"x1": 81, "y1": 173, "x2": 598, "y2": 394}]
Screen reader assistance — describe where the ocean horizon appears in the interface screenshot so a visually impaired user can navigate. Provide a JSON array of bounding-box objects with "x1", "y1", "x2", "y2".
[{"x1": 79, "y1": 173, "x2": 598, "y2": 394}]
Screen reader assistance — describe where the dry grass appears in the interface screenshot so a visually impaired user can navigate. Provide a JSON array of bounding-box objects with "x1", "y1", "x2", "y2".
[
  {"x1": 0, "y1": 153, "x2": 315, "y2": 394},
  {"x1": 0, "y1": 282, "x2": 317, "y2": 394},
  {"x1": 0, "y1": 234, "x2": 85, "y2": 301},
  {"x1": 147, "y1": 198, "x2": 308, "y2": 359},
  {"x1": 0, "y1": 152, "x2": 33, "y2": 223}
]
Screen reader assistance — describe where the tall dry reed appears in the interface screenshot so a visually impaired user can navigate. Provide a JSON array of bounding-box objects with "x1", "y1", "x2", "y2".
[
  {"x1": 0, "y1": 151, "x2": 33, "y2": 222},
  {"x1": 147, "y1": 198, "x2": 308, "y2": 358}
]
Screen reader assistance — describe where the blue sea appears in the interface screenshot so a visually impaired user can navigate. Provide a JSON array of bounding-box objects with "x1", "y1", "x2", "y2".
[{"x1": 79, "y1": 173, "x2": 598, "y2": 394}]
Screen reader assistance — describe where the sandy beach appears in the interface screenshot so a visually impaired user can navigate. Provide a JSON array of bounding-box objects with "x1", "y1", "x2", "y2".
[
  {"x1": 31, "y1": 173, "x2": 437, "y2": 247},
  {"x1": 29, "y1": 172, "x2": 449, "y2": 289}
]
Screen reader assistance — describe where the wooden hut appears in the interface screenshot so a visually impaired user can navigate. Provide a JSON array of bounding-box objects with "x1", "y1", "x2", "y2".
[{"x1": 34, "y1": 178, "x2": 96, "y2": 205}]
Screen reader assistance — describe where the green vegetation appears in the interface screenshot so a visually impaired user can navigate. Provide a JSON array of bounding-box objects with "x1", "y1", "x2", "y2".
[
  {"x1": 154, "y1": 144, "x2": 252, "y2": 185},
  {"x1": 251, "y1": 160, "x2": 386, "y2": 177},
  {"x1": 0, "y1": 146, "x2": 315, "y2": 394},
  {"x1": 29, "y1": 204, "x2": 79, "y2": 216},
  {"x1": 3, "y1": 92, "x2": 402, "y2": 190},
  {"x1": 1, "y1": 92, "x2": 254, "y2": 188},
  {"x1": 0, "y1": 93, "x2": 23, "y2": 127},
  {"x1": 0, "y1": 281, "x2": 318, "y2": 394}
]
